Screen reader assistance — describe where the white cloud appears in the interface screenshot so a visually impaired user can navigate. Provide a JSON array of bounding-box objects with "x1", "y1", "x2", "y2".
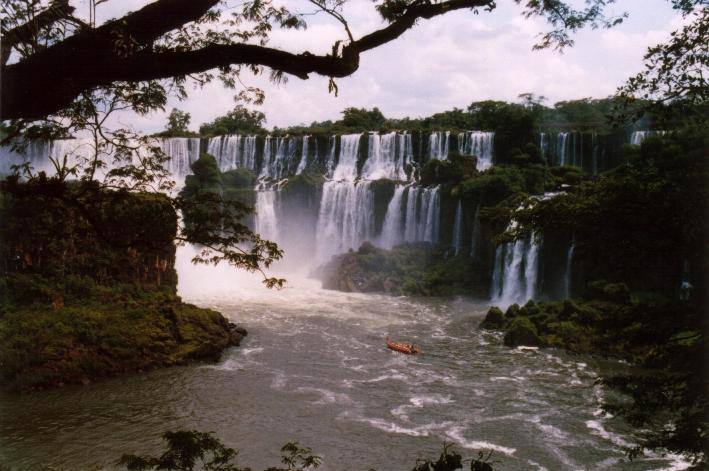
[{"x1": 99, "y1": 0, "x2": 680, "y2": 132}]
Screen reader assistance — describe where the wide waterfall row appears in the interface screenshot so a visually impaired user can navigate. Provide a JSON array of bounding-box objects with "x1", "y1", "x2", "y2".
[
  {"x1": 208, "y1": 132, "x2": 408, "y2": 181},
  {"x1": 252, "y1": 181, "x2": 442, "y2": 264},
  {"x1": 0, "y1": 138, "x2": 170, "y2": 179},
  {"x1": 162, "y1": 138, "x2": 201, "y2": 177},
  {"x1": 203, "y1": 130, "x2": 494, "y2": 183}
]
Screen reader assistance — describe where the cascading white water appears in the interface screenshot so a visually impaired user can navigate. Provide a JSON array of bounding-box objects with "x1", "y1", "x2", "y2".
[
  {"x1": 458, "y1": 131, "x2": 495, "y2": 170},
  {"x1": 161, "y1": 138, "x2": 200, "y2": 178},
  {"x1": 361, "y1": 132, "x2": 411, "y2": 180},
  {"x1": 429, "y1": 131, "x2": 450, "y2": 161},
  {"x1": 490, "y1": 232, "x2": 541, "y2": 308},
  {"x1": 378, "y1": 185, "x2": 406, "y2": 249},
  {"x1": 451, "y1": 200, "x2": 463, "y2": 256},
  {"x1": 260, "y1": 136, "x2": 296, "y2": 180},
  {"x1": 630, "y1": 131, "x2": 647, "y2": 146},
  {"x1": 295, "y1": 135, "x2": 310, "y2": 175},
  {"x1": 325, "y1": 136, "x2": 337, "y2": 177},
  {"x1": 332, "y1": 134, "x2": 362, "y2": 181},
  {"x1": 557, "y1": 132, "x2": 569, "y2": 166},
  {"x1": 316, "y1": 180, "x2": 375, "y2": 261},
  {"x1": 206, "y1": 135, "x2": 258, "y2": 172},
  {"x1": 255, "y1": 190, "x2": 279, "y2": 241},
  {"x1": 403, "y1": 186, "x2": 440, "y2": 243},
  {"x1": 377, "y1": 185, "x2": 441, "y2": 250},
  {"x1": 630, "y1": 130, "x2": 665, "y2": 146}
]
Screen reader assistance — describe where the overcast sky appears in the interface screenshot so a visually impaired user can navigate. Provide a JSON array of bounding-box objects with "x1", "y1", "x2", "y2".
[{"x1": 90, "y1": 0, "x2": 681, "y2": 132}]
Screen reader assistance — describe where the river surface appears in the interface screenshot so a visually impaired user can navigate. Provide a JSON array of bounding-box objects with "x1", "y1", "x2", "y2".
[{"x1": 0, "y1": 249, "x2": 690, "y2": 470}]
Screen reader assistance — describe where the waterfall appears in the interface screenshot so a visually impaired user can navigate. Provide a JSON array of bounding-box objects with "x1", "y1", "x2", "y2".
[
  {"x1": 429, "y1": 131, "x2": 450, "y2": 161},
  {"x1": 557, "y1": 132, "x2": 569, "y2": 166},
  {"x1": 379, "y1": 185, "x2": 407, "y2": 249},
  {"x1": 458, "y1": 131, "x2": 495, "y2": 170},
  {"x1": 361, "y1": 132, "x2": 411, "y2": 180},
  {"x1": 563, "y1": 242, "x2": 575, "y2": 298},
  {"x1": 403, "y1": 186, "x2": 440, "y2": 243},
  {"x1": 161, "y1": 138, "x2": 200, "y2": 177},
  {"x1": 332, "y1": 134, "x2": 361, "y2": 181},
  {"x1": 490, "y1": 233, "x2": 541, "y2": 307},
  {"x1": 451, "y1": 200, "x2": 463, "y2": 256},
  {"x1": 630, "y1": 131, "x2": 648, "y2": 145},
  {"x1": 630, "y1": 130, "x2": 665, "y2": 146},
  {"x1": 295, "y1": 135, "x2": 310, "y2": 175},
  {"x1": 524, "y1": 236, "x2": 540, "y2": 301},
  {"x1": 260, "y1": 136, "x2": 295, "y2": 180},
  {"x1": 539, "y1": 133, "x2": 548, "y2": 162},
  {"x1": 324, "y1": 136, "x2": 337, "y2": 177},
  {"x1": 206, "y1": 135, "x2": 257, "y2": 172},
  {"x1": 255, "y1": 190, "x2": 279, "y2": 241},
  {"x1": 316, "y1": 180, "x2": 375, "y2": 260}
]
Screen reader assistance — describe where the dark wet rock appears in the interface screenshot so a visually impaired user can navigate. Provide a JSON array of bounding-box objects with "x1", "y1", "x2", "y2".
[
  {"x1": 503, "y1": 317, "x2": 543, "y2": 347},
  {"x1": 505, "y1": 303, "x2": 521, "y2": 319},
  {"x1": 480, "y1": 307, "x2": 505, "y2": 330}
]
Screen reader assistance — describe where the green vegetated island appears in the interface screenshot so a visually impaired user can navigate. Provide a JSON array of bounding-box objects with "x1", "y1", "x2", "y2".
[{"x1": 1, "y1": 97, "x2": 707, "y2": 467}]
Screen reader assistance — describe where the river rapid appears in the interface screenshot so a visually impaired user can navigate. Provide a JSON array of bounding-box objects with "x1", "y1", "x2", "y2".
[{"x1": 0, "y1": 248, "x2": 690, "y2": 470}]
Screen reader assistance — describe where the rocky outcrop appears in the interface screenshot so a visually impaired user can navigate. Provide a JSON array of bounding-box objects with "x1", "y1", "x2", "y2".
[{"x1": 0, "y1": 179, "x2": 247, "y2": 392}]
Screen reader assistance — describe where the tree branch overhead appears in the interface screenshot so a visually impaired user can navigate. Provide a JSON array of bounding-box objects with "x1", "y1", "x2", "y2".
[{"x1": 1, "y1": 0, "x2": 489, "y2": 121}]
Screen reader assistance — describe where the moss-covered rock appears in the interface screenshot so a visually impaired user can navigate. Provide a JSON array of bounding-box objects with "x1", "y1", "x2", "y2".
[
  {"x1": 0, "y1": 177, "x2": 245, "y2": 392},
  {"x1": 222, "y1": 167, "x2": 256, "y2": 189},
  {"x1": 587, "y1": 280, "x2": 631, "y2": 304},
  {"x1": 503, "y1": 317, "x2": 543, "y2": 347},
  {"x1": 0, "y1": 275, "x2": 246, "y2": 392},
  {"x1": 319, "y1": 241, "x2": 482, "y2": 297},
  {"x1": 480, "y1": 307, "x2": 505, "y2": 330},
  {"x1": 505, "y1": 303, "x2": 521, "y2": 319}
]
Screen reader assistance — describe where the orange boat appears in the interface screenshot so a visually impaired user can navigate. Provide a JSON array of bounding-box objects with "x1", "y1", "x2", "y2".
[{"x1": 385, "y1": 337, "x2": 421, "y2": 355}]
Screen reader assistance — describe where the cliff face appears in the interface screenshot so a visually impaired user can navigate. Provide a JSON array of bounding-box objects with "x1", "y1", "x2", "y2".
[
  {"x1": 0, "y1": 179, "x2": 245, "y2": 392},
  {"x1": 0, "y1": 179, "x2": 178, "y2": 289}
]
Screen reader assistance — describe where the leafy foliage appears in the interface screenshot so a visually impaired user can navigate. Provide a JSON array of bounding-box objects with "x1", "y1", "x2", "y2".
[
  {"x1": 340, "y1": 107, "x2": 387, "y2": 130},
  {"x1": 119, "y1": 432, "x2": 322, "y2": 471},
  {"x1": 119, "y1": 432, "x2": 498, "y2": 471},
  {"x1": 513, "y1": 130, "x2": 708, "y2": 294},
  {"x1": 178, "y1": 154, "x2": 284, "y2": 288},
  {"x1": 119, "y1": 431, "x2": 243, "y2": 471},
  {"x1": 199, "y1": 106, "x2": 267, "y2": 136},
  {"x1": 157, "y1": 108, "x2": 197, "y2": 138},
  {"x1": 617, "y1": 5, "x2": 708, "y2": 125}
]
